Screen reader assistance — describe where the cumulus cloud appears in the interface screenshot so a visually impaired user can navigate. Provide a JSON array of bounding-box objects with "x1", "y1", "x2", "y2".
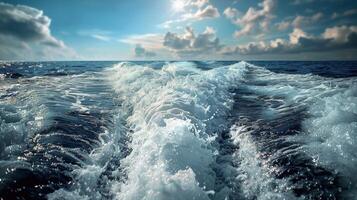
[
  {"x1": 275, "y1": 20, "x2": 290, "y2": 31},
  {"x1": 221, "y1": 26, "x2": 357, "y2": 55},
  {"x1": 173, "y1": 0, "x2": 209, "y2": 9},
  {"x1": 134, "y1": 44, "x2": 156, "y2": 57},
  {"x1": 182, "y1": 5, "x2": 220, "y2": 21},
  {"x1": 331, "y1": 9, "x2": 357, "y2": 19},
  {"x1": 323, "y1": 26, "x2": 357, "y2": 43},
  {"x1": 273, "y1": 12, "x2": 324, "y2": 32},
  {"x1": 163, "y1": 26, "x2": 222, "y2": 57},
  {"x1": 0, "y1": 2, "x2": 76, "y2": 60},
  {"x1": 0, "y1": 3, "x2": 63, "y2": 47},
  {"x1": 224, "y1": 0, "x2": 276, "y2": 38},
  {"x1": 159, "y1": 0, "x2": 219, "y2": 28},
  {"x1": 223, "y1": 7, "x2": 239, "y2": 19},
  {"x1": 292, "y1": 12, "x2": 323, "y2": 28},
  {"x1": 190, "y1": 0, "x2": 209, "y2": 8},
  {"x1": 289, "y1": 28, "x2": 310, "y2": 44},
  {"x1": 163, "y1": 31, "x2": 191, "y2": 50}
]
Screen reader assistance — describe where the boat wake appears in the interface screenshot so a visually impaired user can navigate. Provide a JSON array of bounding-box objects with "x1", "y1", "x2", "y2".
[{"x1": 0, "y1": 61, "x2": 356, "y2": 199}]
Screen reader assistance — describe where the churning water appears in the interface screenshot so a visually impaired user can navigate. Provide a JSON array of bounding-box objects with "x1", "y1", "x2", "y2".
[{"x1": 0, "y1": 61, "x2": 356, "y2": 200}]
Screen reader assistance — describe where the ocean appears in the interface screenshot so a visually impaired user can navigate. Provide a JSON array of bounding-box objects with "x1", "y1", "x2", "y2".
[{"x1": 0, "y1": 61, "x2": 356, "y2": 200}]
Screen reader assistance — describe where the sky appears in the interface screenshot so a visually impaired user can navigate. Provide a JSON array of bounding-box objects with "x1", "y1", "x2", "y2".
[{"x1": 0, "y1": 0, "x2": 356, "y2": 60}]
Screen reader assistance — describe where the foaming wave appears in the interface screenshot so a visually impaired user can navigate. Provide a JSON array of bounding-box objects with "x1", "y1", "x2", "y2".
[
  {"x1": 298, "y1": 86, "x2": 357, "y2": 199},
  {"x1": 230, "y1": 125, "x2": 299, "y2": 200},
  {"x1": 0, "y1": 72, "x2": 118, "y2": 199},
  {"x1": 106, "y1": 61, "x2": 248, "y2": 199},
  {"x1": 0, "y1": 80, "x2": 47, "y2": 160},
  {"x1": 4, "y1": 61, "x2": 355, "y2": 199},
  {"x1": 231, "y1": 62, "x2": 356, "y2": 199}
]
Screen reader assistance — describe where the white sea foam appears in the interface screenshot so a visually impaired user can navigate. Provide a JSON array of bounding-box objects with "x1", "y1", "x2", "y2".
[
  {"x1": 229, "y1": 125, "x2": 299, "y2": 200},
  {"x1": 239, "y1": 63, "x2": 357, "y2": 199},
  {"x1": 0, "y1": 81, "x2": 47, "y2": 159},
  {"x1": 46, "y1": 73, "x2": 125, "y2": 200},
  {"x1": 106, "y1": 61, "x2": 248, "y2": 200},
  {"x1": 45, "y1": 61, "x2": 357, "y2": 200},
  {"x1": 298, "y1": 86, "x2": 357, "y2": 199}
]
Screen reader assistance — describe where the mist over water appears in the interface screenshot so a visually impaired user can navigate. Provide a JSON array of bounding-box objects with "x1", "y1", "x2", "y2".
[{"x1": 0, "y1": 61, "x2": 356, "y2": 200}]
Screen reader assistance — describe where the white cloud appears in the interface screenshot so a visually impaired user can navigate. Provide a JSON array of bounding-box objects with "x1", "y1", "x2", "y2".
[
  {"x1": 224, "y1": 0, "x2": 276, "y2": 38},
  {"x1": 331, "y1": 9, "x2": 357, "y2": 19},
  {"x1": 163, "y1": 26, "x2": 222, "y2": 58},
  {"x1": 182, "y1": 5, "x2": 220, "y2": 21},
  {"x1": 276, "y1": 21, "x2": 290, "y2": 31},
  {"x1": 190, "y1": 0, "x2": 209, "y2": 8},
  {"x1": 78, "y1": 30, "x2": 113, "y2": 42},
  {"x1": 289, "y1": 28, "x2": 309, "y2": 44},
  {"x1": 234, "y1": 23, "x2": 255, "y2": 38},
  {"x1": 292, "y1": 12, "x2": 323, "y2": 28},
  {"x1": 134, "y1": 44, "x2": 156, "y2": 57},
  {"x1": 223, "y1": 7, "x2": 239, "y2": 19},
  {"x1": 0, "y1": 2, "x2": 77, "y2": 60},
  {"x1": 323, "y1": 26, "x2": 357, "y2": 43},
  {"x1": 0, "y1": 3, "x2": 62, "y2": 47},
  {"x1": 172, "y1": 0, "x2": 209, "y2": 11},
  {"x1": 221, "y1": 26, "x2": 357, "y2": 55},
  {"x1": 160, "y1": 0, "x2": 219, "y2": 28},
  {"x1": 91, "y1": 34, "x2": 111, "y2": 41}
]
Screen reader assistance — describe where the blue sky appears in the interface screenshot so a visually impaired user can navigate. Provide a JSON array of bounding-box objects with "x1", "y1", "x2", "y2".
[{"x1": 0, "y1": 0, "x2": 356, "y2": 60}]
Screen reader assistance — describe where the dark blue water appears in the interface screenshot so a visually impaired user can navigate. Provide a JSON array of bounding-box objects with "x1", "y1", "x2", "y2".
[
  {"x1": 2, "y1": 61, "x2": 356, "y2": 79},
  {"x1": 0, "y1": 61, "x2": 356, "y2": 200}
]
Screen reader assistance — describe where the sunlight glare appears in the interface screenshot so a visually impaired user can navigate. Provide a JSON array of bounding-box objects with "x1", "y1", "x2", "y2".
[{"x1": 172, "y1": 0, "x2": 185, "y2": 12}]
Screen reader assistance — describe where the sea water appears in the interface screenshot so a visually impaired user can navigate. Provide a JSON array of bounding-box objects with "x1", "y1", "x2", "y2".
[{"x1": 0, "y1": 61, "x2": 356, "y2": 200}]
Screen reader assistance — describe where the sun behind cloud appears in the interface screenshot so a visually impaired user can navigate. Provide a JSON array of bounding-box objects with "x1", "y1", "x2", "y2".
[{"x1": 172, "y1": 0, "x2": 186, "y2": 12}]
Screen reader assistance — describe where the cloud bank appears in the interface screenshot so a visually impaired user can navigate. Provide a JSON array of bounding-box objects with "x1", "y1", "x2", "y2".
[
  {"x1": 163, "y1": 26, "x2": 222, "y2": 58},
  {"x1": 134, "y1": 44, "x2": 156, "y2": 58},
  {"x1": 224, "y1": 0, "x2": 276, "y2": 38},
  {"x1": 0, "y1": 2, "x2": 76, "y2": 60},
  {"x1": 160, "y1": 0, "x2": 220, "y2": 29},
  {"x1": 222, "y1": 26, "x2": 357, "y2": 55}
]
